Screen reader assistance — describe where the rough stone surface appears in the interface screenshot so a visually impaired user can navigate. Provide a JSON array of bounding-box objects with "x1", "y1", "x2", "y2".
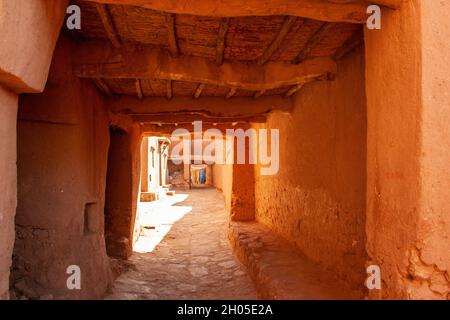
[
  {"x1": 106, "y1": 189, "x2": 257, "y2": 299},
  {"x1": 229, "y1": 221, "x2": 364, "y2": 299}
]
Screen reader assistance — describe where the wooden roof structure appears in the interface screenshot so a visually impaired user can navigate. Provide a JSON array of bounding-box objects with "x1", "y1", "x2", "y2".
[{"x1": 69, "y1": 0, "x2": 372, "y2": 100}]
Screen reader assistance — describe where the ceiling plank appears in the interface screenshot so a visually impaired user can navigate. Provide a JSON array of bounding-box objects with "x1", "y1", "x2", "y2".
[
  {"x1": 257, "y1": 16, "x2": 298, "y2": 66},
  {"x1": 95, "y1": 4, "x2": 121, "y2": 49},
  {"x1": 215, "y1": 18, "x2": 230, "y2": 66},
  {"x1": 292, "y1": 22, "x2": 335, "y2": 64},
  {"x1": 83, "y1": 0, "x2": 400, "y2": 23},
  {"x1": 165, "y1": 13, "x2": 179, "y2": 57},
  {"x1": 74, "y1": 42, "x2": 337, "y2": 91}
]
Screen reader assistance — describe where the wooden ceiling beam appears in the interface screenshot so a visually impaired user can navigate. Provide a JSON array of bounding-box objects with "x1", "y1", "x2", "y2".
[
  {"x1": 135, "y1": 79, "x2": 143, "y2": 99},
  {"x1": 257, "y1": 16, "x2": 298, "y2": 66},
  {"x1": 164, "y1": 13, "x2": 179, "y2": 57},
  {"x1": 130, "y1": 113, "x2": 267, "y2": 124},
  {"x1": 215, "y1": 18, "x2": 230, "y2": 66},
  {"x1": 292, "y1": 22, "x2": 334, "y2": 64},
  {"x1": 166, "y1": 80, "x2": 173, "y2": 100},
  {"x1": 285, "y1": 83, "x2": 303, "y2": 97},
  {"x1": 74, "y1": 41, "x2": 337, "y2": 91},
  {"x1": 225, "y1": 87, "x2": 237, "y2": 99},
  {"x1": 141, "y1": 123, "x2": 254, "y2": 135},
  {"x1": 93, "y1": 78, "x2": 113, "y2": 96},
  {"x1": 95, "y1": 4, "x2": 121, "y2": 49},
  {"x1": 193, "y1": 83, "x2": 206, "y2": 99},
  {"x1": 253, "y1": 90, "x2": 266, "y2": 99},
  {"x1": 83, "y1": 0, "x2": 400, "y2": 23},
  {"x1": 107, "y1": 95, "x2": 293, "y2": 116}
]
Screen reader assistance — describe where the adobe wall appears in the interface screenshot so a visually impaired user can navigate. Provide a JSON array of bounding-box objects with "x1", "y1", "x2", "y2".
[
  {"x1": 104, "y1": 124, "x2": 141, "y2": 259},
  {"x1": 0, "y1": 0, "x2": 67, "y2": 93},
  {"x1": 148, "y1": 137, "x2": 162, "y2": 191},
  {"x1": 212, "y1": 164, "x2": 233, "y2": 212},
  {"x1": 419, "y1": 1, "x2": 450, "y2": 299},
  {"x1": 253, "y1": 46, "x2": 368, "y2": 289},
  {"x1": 230, "y1": 162, "x2": 255, "y2": 221},
  {"x1": 365, "y1": 0, "x2": 450, "y2": 299},
  {"x1": 0, "y1": 0, "x2": 66, "y2": 300},
  {"x1": 0, "y1": 86, "x2": 18, "y2": 299},
  {"x1": 12, "y1": 36, "x2": 113, "y2": 299},
  {"x1": 140, "y1": 137, "x2": 149, "y2": 193}
]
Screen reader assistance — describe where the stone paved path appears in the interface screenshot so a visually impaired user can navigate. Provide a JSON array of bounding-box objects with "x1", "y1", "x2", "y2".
[{"x1": 105, "y1": 188, "x2": 257, "y2": 300}]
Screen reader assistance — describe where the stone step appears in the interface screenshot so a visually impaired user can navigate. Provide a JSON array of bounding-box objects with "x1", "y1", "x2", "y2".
[{"x1": 228, "y1": 221, "x2": 365, "y2": 300}]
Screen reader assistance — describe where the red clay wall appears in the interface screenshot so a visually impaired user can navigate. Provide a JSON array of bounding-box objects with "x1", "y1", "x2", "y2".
[
  {"x1": 365, "y1": 0, "x2": 450, "y2": 299},
  {"x1": 0, "y1": 0, "x2": 66, "y2": 300},
  {"x1": 105, "y1": 124, "x2": 141, "y2": 259},
  {"x1": 12, "y1": 36, "x2": 113, "y2": 299},
  {"x1": 0, "y1": 0, "x2": 67, "y2": 93},
  {"x1": 0, "y1": 86, "x2": 18, "y2": 299},
  {"x1": 419, "y1": 0, "x2": 450, "y2": 299},
  {"x1": 253, "y1": 46, "x2": 368, "y2": 289},
  {"x1": 140, "y1": 137, "x2": 149, "y2": 193},
  {"x1": 213, "y1": 164, "x2": 233, "y2": 212}
]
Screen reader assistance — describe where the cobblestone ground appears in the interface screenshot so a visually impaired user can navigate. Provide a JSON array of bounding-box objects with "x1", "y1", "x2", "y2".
[{"x1": 105, "y1": 188, "x2": 257, "y2": 300}]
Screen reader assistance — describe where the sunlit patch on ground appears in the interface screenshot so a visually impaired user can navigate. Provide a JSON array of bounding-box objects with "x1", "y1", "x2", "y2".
[{"x1": 134, "y1": 193, "x2": 192, "y2": 253}]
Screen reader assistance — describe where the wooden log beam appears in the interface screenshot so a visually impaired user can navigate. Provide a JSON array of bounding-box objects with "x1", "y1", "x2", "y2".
[
  {"x1": 74, "y1": 41, "x2": 337, "y2": 91},
  {"x1": 164, "y1": 13, "x2": 179, "y2": 57},
  {"x1": 166, "y1": 80, "x2": 173, "y2": 100},
  {"x1": 285, "y1": 83, "x2": 303, "y2": 97},
  {"x1": 292, "y1": 22, "x2": 335, "y2": 64},
  {"x1": 130, "y1": 113, "x2": 267, "y2": 124},
  {"x1": 225, "y1": 87, "x2": 237, "y2": 99},
  {"x1": 93, "y1": 78, "x2": 113, "y2": 96},
  {"x1": 107, "y1": 95, "x2": 293, "y2": 116},
  {"x1": 83, "y1": 0, "x2": 400, "y2": 23},
  {"x1": 257, "y1": 16, "x2": 298, "y2": 66},
  {"x1": 135, "y1": 79, "x2": 143, "y2": 99},
  {"x1": 254, "y1": 90, "x2": 266, "y2": 99},
  {"x1": 95, "y1": 4, "x2": 121, "y2": 48},
  {"x1": 141, "y1": 122, "x2": 253, "y2": 135},
  {"x1": 215, "y1": 18, "x2": 230, "y2": 65},
  {"x1": 193, "y1": 83, "x2": 206, "y2": 99}
]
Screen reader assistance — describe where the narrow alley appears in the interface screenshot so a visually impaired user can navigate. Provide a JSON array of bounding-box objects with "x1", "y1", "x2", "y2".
[
  {"x1": 1, "y1": 0, "x2": 449, "y2": 302},
  {"x1": 106, "y1": 189, "x2": 257, "y2": 300}
]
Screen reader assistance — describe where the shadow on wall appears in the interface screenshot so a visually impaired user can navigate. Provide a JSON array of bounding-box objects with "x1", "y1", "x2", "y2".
[{"x1": 105, "y1": 126, "x2": 135, "y2": 259}]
